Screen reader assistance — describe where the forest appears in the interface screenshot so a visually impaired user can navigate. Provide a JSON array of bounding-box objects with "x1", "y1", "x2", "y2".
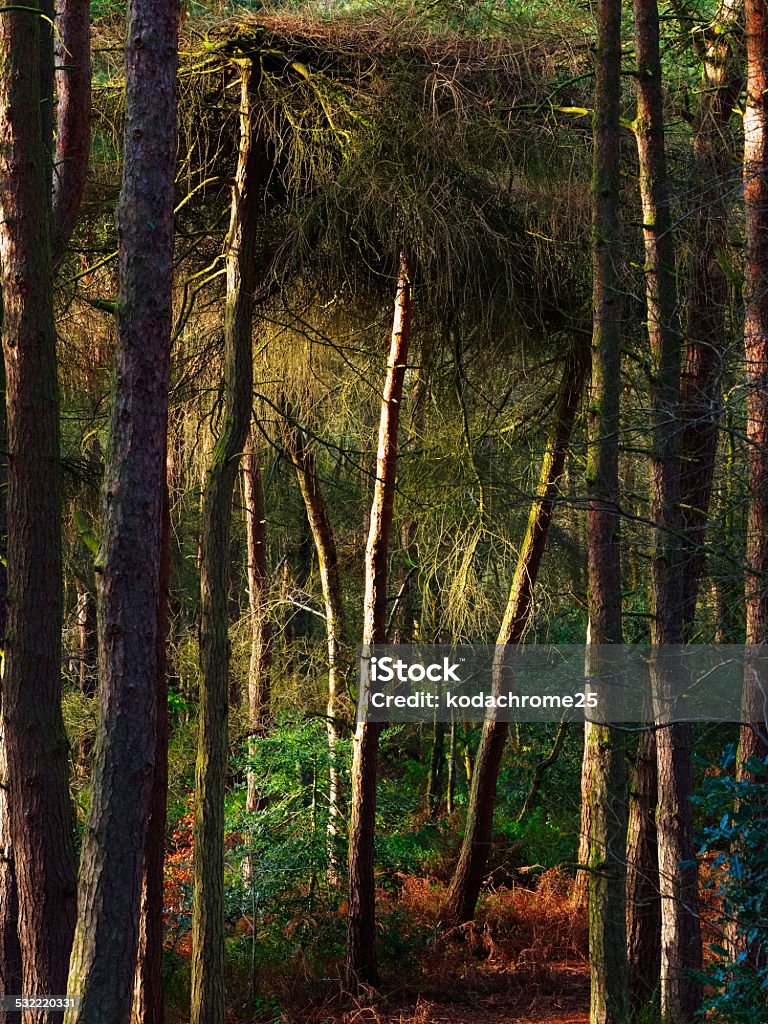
[{"x1": 0, "y1": 0, "x2": 767, "y2": 1023}]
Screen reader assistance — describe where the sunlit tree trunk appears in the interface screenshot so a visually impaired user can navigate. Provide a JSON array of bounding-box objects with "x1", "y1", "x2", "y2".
[
  {"x1": 191, "y1": 62, "x2": 261, "y2": 1024},
  {"x1": 347, "y1": 254, "x2": 413, "y2": 988},
  {"x1": 74, "y1": 579, "x2": 97, "y2": 697},
  {"x1": 243, "y1": 430, "x2": 272, "y2": 813},
  {"x1": 0, "y1": 8, "x2": 78, "y2": 1018},
  {"x1": 65, "y1": 2, "x2": 178, "y2": 1021},
  {"x1": 633, "y1": 1, "x2": 702, "y2": 1017},
  {"x1": 283, "y1": 410, "x2": 345, "y2": 876},
  {"x1": 443, "y1": 340, "x2": 588, "y2": 926}
]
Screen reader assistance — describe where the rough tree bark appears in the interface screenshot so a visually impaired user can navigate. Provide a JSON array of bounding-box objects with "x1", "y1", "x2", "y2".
[
  {"x1": 191, "y1": 61, "x2": 260, "y2": 1024},
  {"x1": 131, "y1": 484, "x2": 171, "y2": 1024},
  {"x1": 65, "y1": 2, "x2": 178, "y2": 1021},
  {"x1": 442, "y1": 340, "x2": 588, "y2": 926},
  {"x1": 633, "y1": 1, "x2": 702, "y2": 1018},
  {"x1": 347, "y1": 254, "x2": 413, "y2": 988},
  {"x1": 583, "y1": 4, "x2": 628, "y2": 1021},
  {"x1": 0, "y1": 7, "x2": 78, "y2": 1019},
  {"x1": 740, "y1": 0, "x2": 768, "y2": 766},
  {"x1": 243, "y1": 428, "x2": 273, "y2": 814}
]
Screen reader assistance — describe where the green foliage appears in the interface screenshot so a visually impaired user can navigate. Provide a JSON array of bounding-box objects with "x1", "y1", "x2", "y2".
[{"x1": 694, "y1": 748, "x2": 768, "y2": 1023}]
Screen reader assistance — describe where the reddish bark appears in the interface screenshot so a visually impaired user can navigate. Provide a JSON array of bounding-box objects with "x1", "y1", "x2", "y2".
[
  {"x1": 65, "y1": 2, "x2": 178, "y2": 1020},
  {"x1": 0, "y1": 8, "x2": 78, "y2": 1019}
]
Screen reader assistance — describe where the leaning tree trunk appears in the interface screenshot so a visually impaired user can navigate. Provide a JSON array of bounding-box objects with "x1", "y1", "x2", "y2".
[
  {"x1": 633, "y1": 2, "x2": 702, "y2": 1019},
  {"x1": 740, "y1": 0, "x2": 768, "y2": 767},
  {"x1": 243, "y1": 429, "x2": 273, "y2": 814},
  {"x1": 583, "y1": 6, "x2": 628, "y2": 1019},
  {"x1": 65, "y1": 4, "x2": 178, "y2": 1022},
  {"x1": 443, "y1": 340, "x2": 588, "y2": 926},
  {"x1": 347, "y1": 254, "x2": 413, "y2": 988},
  {"x1": 283, "y1": 412, "x2": 345, "y2": 873},
  {"x1": 191, "y1": 63, "x2": 260, "y2": 1024},
  {"x1": 0, "y1": 8, "x2": 78, "y2": 1018}
]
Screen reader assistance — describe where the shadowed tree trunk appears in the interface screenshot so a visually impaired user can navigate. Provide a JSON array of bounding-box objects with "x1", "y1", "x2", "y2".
[
  {"x1": 52, "y1": 0, "x2": 91, "y2": 263},
  {"x1": 583, "y1": 4, "x2": 628, "y2": 1021},
  {"x1": 0, "y1": 7, "x2": 78, "y2": 1018},
  {"x1": 442, "y1": 340, "x2": 588, "y2": 927},
  {"x1": 243, "y1": 428, "x2": 272, "y2": 813},
  {"x1": 426, "y1": 719, "x2": 446, "y2": 819},
  {"x1": 283, "y1": 408, "x2": 346, "y2": 876},
  {"x1": 347, "y1": 253, "x2": 413, "y2": 988},
  {"x1": 679, "y1": 0, "x2": 741, "y2": 638},
  {"x1": 191, "y1": 61, "x2": 261, "y2": 1024},
  {"x1": 740, "y1": 0, "x2": 768, "y2": 768},
  {"x1": 633, "y1": 1, "x2": 702, "y2": 1018},
  {"x1": 131, "y1": 483, "x2": 171, "y2": 1024},
  {"x1": 65, "y1": 2, "x2": 178, "y2": 1021}
]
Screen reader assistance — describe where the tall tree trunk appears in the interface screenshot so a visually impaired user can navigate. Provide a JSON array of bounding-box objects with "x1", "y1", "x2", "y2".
[
  {"x1": 442, "y1": 340, "x2": 588, "y2": 926},
  {"x1": 243, "y1": 430, "x2": 272, "y2": 813},
  {"x1": 347, "y1": 254, "x2": 413, "y2": 988},
  {"x1": 51, "y1": 0, "x2": 91, "y2": 263},
  {"x1": 740, "y1": 0, "x2": 768, "y2": 766},
  {"x1": 446, "y1": 717, "x2": 457, "y2": 815},
  {"x1": 191, "y1": 63, "x2": 260, "y2": 1024},
  {"x1": 633, "y1": 2, "x2": 702, "y2": 1017},
  {"x1": 65, "y1": 3, "x2": 178, "y2": 1021},
  {"x1": 131, "y1": 483, "x2": 171, "y2": 1024},
  {"x1": 679, "y1": 0, "x2": 741, "y2": 638},
  {"x1": 0, "y1": 8, "x2": 78, "y2": 1018},
  {"x1": 75, "y1": 579, "x2": 97, "y2": 697},
  {"x1": 584, "y1": 4, "x2": 628, "y2": 1021},
  {"x1": 283, "y1": 410, "x2": 345, "y2": 876},
  {"x1": 426, "y1": 719, "x2": 446, "y2": 819}
]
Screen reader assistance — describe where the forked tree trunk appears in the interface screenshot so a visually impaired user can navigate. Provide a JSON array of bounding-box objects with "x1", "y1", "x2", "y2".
[
  {"x1": 65, "y1": 3, "x2": 178, "y2": 1021},
  {"x1": 442, "y1": 340, "x2": 587, "y2": 926},
  {"x1": 283, "y1": 410, "x2": 345, "y2": 874},
  {"x1": 243, "y1": 431, "x2": 273, "y2": 813},
  {"x1": 192, "y1": 63, "x2": 261, "y2": 1024},
  {"x1": 740, "y1": 0, "x2": 768, "y2": 767},
  {"x1": 633, "y1": 1, "x2": 702, "y2": 1018},
  {"x1": 131, "y1": 483, "x2": 171, "y2": 1024},
  {"x1": 0, "y1": 8, "x2": 78, "y2": 1018},
  {"x1": 347, "y1": 254, "x2": 413, "y2": 988},
  {"x1": 583, "y1": 4, "x2": 627, "y2": 1021}
]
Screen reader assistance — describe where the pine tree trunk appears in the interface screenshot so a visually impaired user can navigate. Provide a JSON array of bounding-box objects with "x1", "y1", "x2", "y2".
[
  {"x1": 679, "y1": 0, "x2": 741, "y2": 638},
  {"x1": 626, "y1": 718, "x2": 661, "y2": 1014},
  {"x1": 191, "y1": 63, "x2": 261, "y2": 1024},
  {"x1": 65, "y1": 3, "x2": 178, "y2": 1020},
  {"x1": 283, "y1": 410, "x2": 345, "y2": 876},
  {"x1": 443, "y1": 341, "x2": 588, "y2": 926},
  {"x1": 740, "y1": 0, "x2": 768, "y2": 766},
  {"x1": 243, "y1": 431, "x2": 272, "y2": 814},
  {"x1": 51, "y1": 0, "x2": 91, "y2": 263},
  {"x1": 584, "y1": 4, "x2": 628, "y2": 1020},
  {"x1": 633, "y1": 2, "x2": 702, "y2": 1017},
  {"x1": 131, "y1": 484, "x2": 171, "y2": 1024},
  {"x1": 75, "y1": 580, "x2": 97, "y2": 698},
  {"x1": 347, "y1": 254, "x2": 413, "y2": 988},
  {"x1": 0, "y1": 8, "x2": 78, "y2": 1017}
]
